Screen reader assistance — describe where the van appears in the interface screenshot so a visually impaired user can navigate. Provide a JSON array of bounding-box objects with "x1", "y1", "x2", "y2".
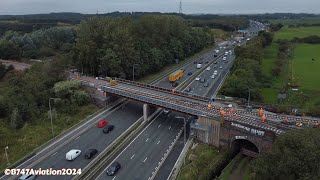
[
  {"x1": 196, "y1": 64, "x2": 202, "y2": 69},
  {"x1": 66, "y1": 149, "x2": 81, "y2": 161}
]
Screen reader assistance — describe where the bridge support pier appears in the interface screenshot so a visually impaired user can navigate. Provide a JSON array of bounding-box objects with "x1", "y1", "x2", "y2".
[
  {"x1": 143, "y1": 104, "x2": 148, "y2": 122},
  {"x1": 191, "y1": 116, "x2": 221, "y2": 147}
]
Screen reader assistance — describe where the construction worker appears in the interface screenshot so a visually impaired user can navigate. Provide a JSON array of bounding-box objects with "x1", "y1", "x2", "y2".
[
  {"x1": 261, "y1": 114, "x2": 266, "y2": 123},
  {"x1": 235, "y1": 113, "x2": 239, "y2": 120},
  {"x1": 208, "y1": 104, "x2": 212, "y2": 110}
]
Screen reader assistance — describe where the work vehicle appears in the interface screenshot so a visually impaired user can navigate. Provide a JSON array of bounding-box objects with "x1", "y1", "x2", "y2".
[
  {"x1": 110, "y1": 80, "x2": 117, "y2": 86},
  {"x1": 172, "y1": 82, "x2": 179, "y2": 87},
  {"x1": 66, "y1": 149, "x2": 81, "y2": 161},
  {"x1": 103, "y1": 125, "x2": 114, "y2": 133},
  {"x1": 19, "y1": 175, "x2": 36, "y2": 180},
  {"x1": 107, "y1": 162, "x2": 121, "y2": 176},
  {"x1": 197, "y1": 64, "x2": 202, "y2": 69},
  {"x1": 84, "y1": 149, "x2": 98, "y2": 159},
  {"x1": 97, "y1": 120, "x2": 108, "y2": 128},
  {"x1": 169, "y1": 70, "x2": 183, "y2": 82},
  {"x1": 206, "y1": 67, "x2": 211, "y2": 71}
]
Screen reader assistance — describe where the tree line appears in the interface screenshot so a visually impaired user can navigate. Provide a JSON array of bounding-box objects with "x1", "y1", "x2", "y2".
[
  {"x1": 220, "y1": 31, "x2": 274, "y2": 101},
  {"x1": 73, "y1": 15, "x2": 215, "y2": 78}
]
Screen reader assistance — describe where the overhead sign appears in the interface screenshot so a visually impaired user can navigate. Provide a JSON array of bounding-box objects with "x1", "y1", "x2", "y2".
[{"x1": 231, "y1": 122, "x2": 265, "y2": 136}]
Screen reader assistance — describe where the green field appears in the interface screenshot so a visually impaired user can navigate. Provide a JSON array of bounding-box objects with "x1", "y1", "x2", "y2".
[
  {"x1": 269, "y1": 17, "x2": 320, "y2": 26},
  {"x1": 291, "y1": 44, "x2": 320, "y2": 90},
  {"x1": 274, "y1": 26, "x2": 320, "y2": 41}
]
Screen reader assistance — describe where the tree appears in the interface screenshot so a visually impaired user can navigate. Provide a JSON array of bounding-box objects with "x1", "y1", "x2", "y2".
[
  {"x1": 252, "y1": 128, "x2": 320, "y2": 180},
  {"x1": 10, "y1": 108, "x2": 23, "y2": 129}
]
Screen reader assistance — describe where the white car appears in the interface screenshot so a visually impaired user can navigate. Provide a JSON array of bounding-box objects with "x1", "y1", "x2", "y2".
[
  {"x1": 211, "y1": 75, "x2": 215, "y2": 79},
  {"x1": 220, "y1": 66, "x2": 223, "y2": 69},
  {"x1": 163, "y1": 109, "x2": 170, "y2": 114},
  {"x1": 195, "y1": 77, "x2": 200, "y2": 81},
  {"x1": 206, "y1": 67, "x2": 211, "y2": 71},
  {"x1": 213, "y1": 70, "x2": 218, "y2": 75},
  {"x1": 66, "y1": 149, "x2": 81, "y2": 161},
  {"x1": 223, "y1": 57, "x2": 226, "y2": 60}
]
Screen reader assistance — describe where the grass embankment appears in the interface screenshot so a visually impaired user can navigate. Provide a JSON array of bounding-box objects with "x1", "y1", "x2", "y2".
[
  {"x1": 269, "y1": 17, "x2": 320, "y2": 26},
  {"x1": 261, "y1": 43, "x2": 281, "y2": 103},
  {"x1": 219, "y1": 155, "x2": 252, "y2": 180},
  {"x1": 0, "y1": 73, "x2": 99, "y2": 171},
  {"x1": 274, "y1": 26, "x2": 320, "y2": 41},
  {"x1": 177, "y1": 143, "x2": 224, "y2": 180}
]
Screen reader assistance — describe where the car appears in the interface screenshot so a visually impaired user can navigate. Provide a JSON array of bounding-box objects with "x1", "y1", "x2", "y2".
[
  {"x1": 187, "y1": 72, "x2": 193, "y2": 75},
  {"x1": 84, "y1": 149, "x2": 98, "y2": 159},
  {"x1": 195, "y1": 77, "x2": 200, "y2": 81},
  {"x1": 163, "y1": 109, "x2": 170, "y2": 114},
  {"x1": 214, "y1": 65, "x2": 217, "y2": 69},
  {"x1": 19, "y1": 175, "x2": 36, "y2": 180},
  {"x1": 224, "y1": 61, "x2": 228, "y2": 63},
  {"x1": 204, "y1": 83, "x2": 209, "y2": 87},
  {"x1": 97, "y1": 120, "x2": 108, "y2": 128},
  {"x1": 185, "y1": 86, "x2": 192, "y2": 92},
  {"x1": 222, "y1": 57, "x2": 226, "y2": 60},
  {"x1": 214, "y1": 54, "x2": 218, "y2": 57},
  {"x1": 180, "y1": 68, "x2": 185, "y2": 72},
  {"x1": 219, "y1": 66, "x2": 223, "y2": 69},
  {"x1": 172, "y1": 82, "x2": 179, "y2": 87},
  {"x1": 107, "y1": 162, "x2": 121, "y2": 176},
  {"x1": 200, "y1": 78, "x2": 206, "y2": 83},
  {"x1": 66, "y1": 149, "x2": 81, "y2": 161},
  {"x1": 199, "y1": 61, "x2": 203, "y2": 64},
  {"x1": 280, "y1": 121, "x2": 295, "y2": 125},
  {"x1": 193, "y1": 61, "x2": 197, "y2": 64},
  {"x1": 211, "y1": 75, "x2": 215, "y2": 79},
  {"x1": 214, "y1": 61, "x2": 218, "y2": 64},
  {"x1": 206, "y1": 67, "x2": 211, "y2": 71},
  {"x1": 103, "y1": 125, "x2": 114, "y2": 133},
  {"x1": 205, "y1": 61, "x2": 209, "y2": 64}
]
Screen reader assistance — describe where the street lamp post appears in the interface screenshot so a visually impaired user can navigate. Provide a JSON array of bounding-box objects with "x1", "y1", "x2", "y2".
[
  {"x1": 4, "y1": 146, "x2": 9, "y2": 165},
  {"x1": 132, "y1": 64, "x2": 139, "y2": 81},
  {"x1": 49, "y1": 98, "x2": 55, "y2": 137},
  {"x1": 175, "y1": 116, "x2": 186, "y2": 164},
  {"x1": 247, "y1": 87, "x2": 251, "y2": 107}
]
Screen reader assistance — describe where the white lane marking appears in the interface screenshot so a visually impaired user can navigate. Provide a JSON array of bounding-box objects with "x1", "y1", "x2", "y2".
[
  {"x1": 131, "y1": 154, "x2": 135, "y2": 159},
  {"x1": 12, "y1": 99, "x2": 128, "y2": 170},
  {"x1": 75, "y1": 136, "x2": 81, "y2": 140},
  {"x1": 96, "y1": 114, "x2": 161, "y2": 179},
  {"x1": 51, "y1": 152, "x2": 57, "y2": 157},
  {"x1": 157, "y1": 140, "x2": 160, "y2": 144},
  {"x1": 158, "y1": 124, "x2": 161, "y2": 128},
  {"x1": 169, "y1": 126, "x2": 171, "y2": 130},
  {"x1": 145, "y1": 138, "x2": 149, "y2": 142},
  {"x1": 112, "y1": 176, "x2": 116, "y2": 180},
  {"x1": 143, "y1": 157, "x2": 148, "y2": 163}
]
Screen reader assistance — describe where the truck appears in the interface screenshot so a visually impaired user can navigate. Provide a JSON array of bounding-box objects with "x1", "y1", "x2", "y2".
[
  {"x1": 197, "y1": 64, "x2": 202, "y2": 69},
  {"x1": 169, "y1": 70, "x2": 183, "y2": 82},
  {"x1": 110, "y1": 80, "x2": 118, "y2": 86}
]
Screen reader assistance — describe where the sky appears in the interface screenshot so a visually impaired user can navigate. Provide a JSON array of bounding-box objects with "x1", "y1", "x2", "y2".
[{"x1": 0, "y1": 0, "x2": 319, "y2": 15}]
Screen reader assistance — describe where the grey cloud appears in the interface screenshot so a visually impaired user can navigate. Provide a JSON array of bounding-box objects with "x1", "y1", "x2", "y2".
[{"x1": 0, "y1": 0, "x2": 319, "y2": 15}]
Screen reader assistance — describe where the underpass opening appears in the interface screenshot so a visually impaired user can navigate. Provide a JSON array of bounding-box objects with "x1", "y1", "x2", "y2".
[{"x1": 231, "y1": 139, "x2": 259, "y2": 158}]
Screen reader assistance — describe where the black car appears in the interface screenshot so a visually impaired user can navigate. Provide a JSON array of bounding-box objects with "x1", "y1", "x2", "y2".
[
  {"x1": 84, "y1": 149, "x2": 98, "y2": 159},
  {"x1": 224, "y1": 61, "x2": 228, "y2": 63},
  {"x1": 200, "y1": 78, "x2": 206, "y2": 83},
  {"x1": 107, "y1": 162, "x2": 121, "y2": 176},
  {"x1": 103, "y1": 125, "x2": 114, "y2": 133},
  {"x1": 204, "y1": 83, "x2": 209, "y2": 87},
  {"x1": 205, "y1": 61, "x2": 209, "y2": 64},
  {"x1": 199, "y1": 61, "x2": 203, "y2": 64},
  {"x1": 214, "y1": 54, "x2": 218, "y2": 57},
  {"x1": 193, "y1": 61, "x2": 197, "y2": 64},
  {"x1": 172, "y1": 82, "x2": 179, "y2": 87},
  {"x1": 187, "y1": 72, "x2": 193, "y2": 75}
]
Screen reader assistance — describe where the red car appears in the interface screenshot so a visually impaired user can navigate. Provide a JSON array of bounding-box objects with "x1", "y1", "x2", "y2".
[{"x1": 97, "y1": 120, "x2": 108, "y2": 128}]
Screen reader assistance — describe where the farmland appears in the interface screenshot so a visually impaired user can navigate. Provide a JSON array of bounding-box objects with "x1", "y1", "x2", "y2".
[{"x1": 274, "y1": 26, "x2": 320, "y2": 41}]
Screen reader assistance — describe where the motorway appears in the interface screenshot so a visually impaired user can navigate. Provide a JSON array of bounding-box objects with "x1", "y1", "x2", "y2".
[
  {"x1": 95, "y1": 112, "x2": 190, "y2": 180},
  {"x1": 185, "y1": 50, "x2": 235, "y2": 97}
]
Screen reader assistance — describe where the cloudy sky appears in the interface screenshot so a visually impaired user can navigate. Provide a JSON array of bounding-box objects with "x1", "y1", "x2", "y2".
[{"x1": 0, "y1": 0, "x2": 319, "y2": 15}]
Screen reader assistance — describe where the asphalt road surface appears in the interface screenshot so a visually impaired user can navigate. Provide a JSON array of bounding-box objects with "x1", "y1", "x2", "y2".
[{"x1": 96, "y1": 112, "x2": 189, "y2": 180}]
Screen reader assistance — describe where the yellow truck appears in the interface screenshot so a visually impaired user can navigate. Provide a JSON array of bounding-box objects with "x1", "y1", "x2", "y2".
[
  {"x1": 110, "y1": 80, "x2": 118, "y2": 86},
  {"x1": 169, "y1": 70, "x2": 184, "y2": 82}
]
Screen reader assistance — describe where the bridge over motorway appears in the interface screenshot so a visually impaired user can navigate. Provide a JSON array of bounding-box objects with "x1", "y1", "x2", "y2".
[{"x1": 70, "y1": 72, "x2": 320, "y2": 152}]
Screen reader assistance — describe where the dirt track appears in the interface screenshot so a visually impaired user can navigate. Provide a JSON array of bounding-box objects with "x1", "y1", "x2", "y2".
[{"x1": 0, "y1": 59, "x2": 31, "y2": 70}]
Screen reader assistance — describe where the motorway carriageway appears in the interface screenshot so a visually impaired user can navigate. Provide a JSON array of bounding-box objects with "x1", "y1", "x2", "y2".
[{"x1": 95, "y1": 111, "x2": 190, "y2": 180}]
